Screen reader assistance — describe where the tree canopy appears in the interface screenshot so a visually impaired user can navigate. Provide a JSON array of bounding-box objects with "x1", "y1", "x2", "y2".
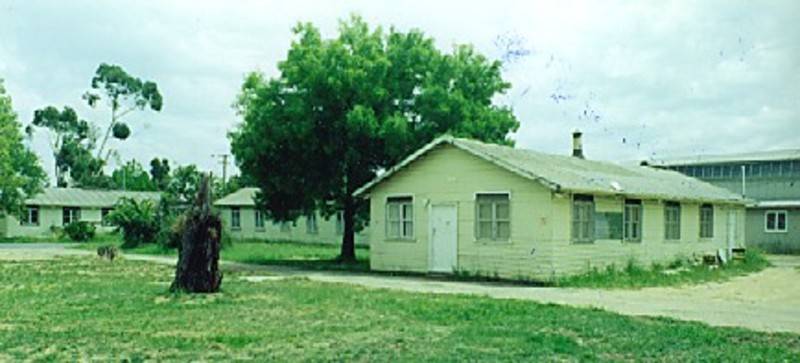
[
  {"x1": 27, "y1": 64, "x2": 162, "y2": 188},
  {"x1": 0, "y1": 79, "x2": 46, "y2": 216},
  {"x1": 230, "y1": 16, "x2": 519, "y2": 261}
]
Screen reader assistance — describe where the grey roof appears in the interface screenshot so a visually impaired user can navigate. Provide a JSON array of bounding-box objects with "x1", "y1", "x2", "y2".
[
  {"x1": 646, "y1": 149, "x2": 800, "y2": 167},
  {"x1": 26, "y1": 188, "x2": 161, "y2": 208},
  {"x1": 749, "y1": 200, "x2": 800, "y2": 208},
  {"x1": 354, "y1": 136, "x2": 746, "y2": 204},
  {"x1": 213, "y1": 187, "x2": 259, "y2": 207}
]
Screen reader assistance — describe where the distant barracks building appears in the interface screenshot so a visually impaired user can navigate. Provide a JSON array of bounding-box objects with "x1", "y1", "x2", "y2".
[{"x1": 649, "y1": 149, "x2": 800, "y2": 254}]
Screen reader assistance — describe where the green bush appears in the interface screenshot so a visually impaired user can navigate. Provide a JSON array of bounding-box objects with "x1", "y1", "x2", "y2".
[
  {"x1": 63, "y1": 221, "x2": 96, "y2": 242},
  {"x1": 107, "y1": 198, "x2": 159, "y2": 249}
]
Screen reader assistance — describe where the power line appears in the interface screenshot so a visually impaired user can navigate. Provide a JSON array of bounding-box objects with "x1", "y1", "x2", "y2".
[{"x1": 211, "y1": 154, "x2": 230, "y2": 190}]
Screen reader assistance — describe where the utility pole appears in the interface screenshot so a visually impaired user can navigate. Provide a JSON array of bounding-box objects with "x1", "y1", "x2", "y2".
[{"x1": 211, "y1": 154, "x2": 230, "y2": 191}]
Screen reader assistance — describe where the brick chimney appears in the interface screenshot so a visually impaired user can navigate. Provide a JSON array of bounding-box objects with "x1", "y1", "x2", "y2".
[{"x1": 572, "y1": 130, "x2": 584, "y2": 159}]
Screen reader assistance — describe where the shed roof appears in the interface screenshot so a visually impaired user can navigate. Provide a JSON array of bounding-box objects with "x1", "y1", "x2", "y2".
[
  {"x1": 26, "y1": 188, "x2": 161, "y2": 208},
  {"x1": 213, "y1": 187, "x2": 259, "y2": 207},
  {"x1": 646, "y1": 149, "x2": 800, "y2": 167},
  {"x1": 354, "y1": 136, "x2": 746, "y2": 204}
]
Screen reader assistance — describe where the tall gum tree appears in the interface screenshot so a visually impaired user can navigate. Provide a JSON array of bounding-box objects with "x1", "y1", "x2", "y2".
[{"x1": 230, "y1": 16, "x2": 519, "y2": 261}]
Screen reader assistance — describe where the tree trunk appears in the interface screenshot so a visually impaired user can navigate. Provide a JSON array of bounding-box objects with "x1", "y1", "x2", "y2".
[
  {"x1": 170, "y1": 175, "x2": 223, "y2": 293},
  {"x1": 339, "y1": 196, "x2": 356, "y2": 263}
]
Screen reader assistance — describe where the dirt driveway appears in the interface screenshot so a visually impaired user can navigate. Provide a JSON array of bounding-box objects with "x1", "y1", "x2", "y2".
[{"x1": 2, "y1": 244, "x2": 799, "y2": 334}]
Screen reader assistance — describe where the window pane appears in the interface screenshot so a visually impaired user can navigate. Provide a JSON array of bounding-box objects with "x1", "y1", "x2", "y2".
[
  {"x1": 496, "y1": 221, "x2": 510, "y2": 239},
  {"x1": 477, "y1": 203, "x2": 492, "y2": 220},
  {"x1": 402, "y1": 203, "x2": 413, "y2": 220},
  {"x1": 403, "y1": 221, "x2": 414, "y2": 238},
  {"x1": 478, "y1": 221, "x2": 493, "y2": 239},
  {"x1": 387, "y1": 221, "x2": 400, "y2": 238},
  {"x1": 777, "y1": 213, "x2": 786, "y2": 230},
  {"x1": 496, "y1": 203, "x2": 509, "y2": 220},
  {"x1": 387, "y1": 204, "x2": 400, "y2": 220},
  {"x1": 766, "y1": 212, "x2": 776, "y2": 230}
]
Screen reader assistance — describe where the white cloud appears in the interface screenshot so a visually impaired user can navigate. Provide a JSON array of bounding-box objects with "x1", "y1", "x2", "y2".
[{"x1": 0, "y1": 0, "x2": 798, "y2": 184}]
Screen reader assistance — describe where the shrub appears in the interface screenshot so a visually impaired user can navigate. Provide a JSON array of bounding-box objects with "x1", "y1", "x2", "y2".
[
  {"x1": 63, "y1": 221, "x2": 96, "y2": 242},
  {"x1": 107, "y1": 198, "x2": 159, "y2": 249}
]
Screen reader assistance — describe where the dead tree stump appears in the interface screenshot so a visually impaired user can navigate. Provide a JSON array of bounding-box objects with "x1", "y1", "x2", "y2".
[{"x1": 170, "y1": 175, "x2": 223, "y2": 293}]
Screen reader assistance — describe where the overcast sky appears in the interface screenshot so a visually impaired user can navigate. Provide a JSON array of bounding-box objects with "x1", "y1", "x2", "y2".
[{"x1": 1, "y1": 0, "x2": 798, "y2": 183}]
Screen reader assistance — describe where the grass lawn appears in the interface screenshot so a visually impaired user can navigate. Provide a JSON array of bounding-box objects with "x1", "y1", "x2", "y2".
[
  {"x1": 1, "y1": 257, "x2": 798, "y2": 361},
  {"x1": 74, "y1": 236, "x2": 773, "y2": 288}
]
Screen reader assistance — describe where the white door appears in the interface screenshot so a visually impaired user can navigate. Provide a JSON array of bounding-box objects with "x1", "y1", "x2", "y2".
[{"x1": 430, "y1": 204, "x2": 458, "y2": 273}]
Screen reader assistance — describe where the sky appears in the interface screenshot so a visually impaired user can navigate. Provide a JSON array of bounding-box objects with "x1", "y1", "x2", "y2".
[{"x1": 1, "y1": 0, "x2": 798, "y2": 184}]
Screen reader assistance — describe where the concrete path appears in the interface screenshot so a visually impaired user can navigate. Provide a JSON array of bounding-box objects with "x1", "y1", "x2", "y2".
[{"x1": 2, "y1": 243, "x2": 799, "y2": 334}]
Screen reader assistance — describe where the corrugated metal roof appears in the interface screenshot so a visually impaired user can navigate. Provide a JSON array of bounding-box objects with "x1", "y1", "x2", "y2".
[
  {"x1": 646, "y1": 149, "x2": 800, "y2": 166},
  {"x1": 354, "y1": 136, "x2": 746, "y2": 204},
  {"x1": 26, "y1": 188, "x2": 161, "y2": 208},
  {"x1": 749, "y1": 200, "x2": 800, "y2": 208},
  {"x1": 213, "y1": 187, "x2": 259, "y2": 207}
]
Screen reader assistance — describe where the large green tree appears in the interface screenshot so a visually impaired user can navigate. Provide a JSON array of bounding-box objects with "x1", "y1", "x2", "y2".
[
  {"x1": 230, "y1": 16, "x2": 519, "y2": 261},
  {"x1": 0, "y1": 79, "x2": 46, "y2": 215}
]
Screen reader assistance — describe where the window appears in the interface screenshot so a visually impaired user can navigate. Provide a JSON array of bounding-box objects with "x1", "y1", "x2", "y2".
[
  {"x1": 476, "y1": 193, "x2": 510, "y2": 241},
  {"x1": 62, "y1": 207, "x2": 80, "y2": 226},
  {"x1": 231, "y1": 207, "x2": 241, "y2": 229},
  {"x1": 101, "y1": 208, "x2": 113, "y2": 227},
  {"x1": 22, "y1": 206, "x2": 39, "y2": 226},
  {"x1": 306, "y1": 213, "x2": 318, "y2": 234},
  {"x1": 254, "y1": 209, "x2": 265, "y2": 231},
  {"x1": 699, "y1": 204, "x2": 714, "y2": 238},
  {"x1": 623, "y1": 200, "x2": 642, "y2": 242},
  {"x1": 572, "y1": 195, "x2": 594, "y2": 243},
  {"x1": 386, "y1": 197, "x2": 413, "y2": 239},
  {"x1": 335, "y1": 211, "x2": 344, "y2": 235},
  {"x1": 765, "y1": 210, "x2": 787, "y2": 233},
  {"x1": 664, "y1": 202, "x2": 681, "y2": 240}
]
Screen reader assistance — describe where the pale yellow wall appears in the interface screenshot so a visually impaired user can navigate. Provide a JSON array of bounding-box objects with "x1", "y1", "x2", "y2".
[
  {"x1": 4, "y1": 206, "x2": 116, "y2": 238},
  {"x1": 365, "y1": 144, "x2": 746, "y2": 281},
  {"x1": 550, "y1": 197, "x2": 740, "y2": 277},
  {"x1": 367, "y1": 144, "x2": 555, "y2": 280},
  {"x1": 218, "y1": 207, "x2": 369, "y2": 246}
]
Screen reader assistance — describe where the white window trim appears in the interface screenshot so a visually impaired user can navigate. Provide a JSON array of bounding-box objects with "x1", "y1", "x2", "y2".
[
  {"x1": 623, "y1": 200, "x2": 642, "y2": 243},
  {"x1": 699, "y1": 204, "x2": 714, "y2": 239},
  {"x1": 571, "y1": 195, "x2": 595, "y2": 244},
  {"x1": 664, "y1": 201, "x2": 681, "y2": 241},
  {"x1": 230, "y1": 207, "x2": 241, "y2": 230},
  {"x1": 765, "y1": 210, "x2": 788, "y2": 233},
  {"x1": 385, "y1": 194, "x2": 414, "y2": 241},
  {"x1": 254, "y1": 209, "x2": 265, "y2": 231},
  {"x1": 22, "y1": 206, "x2": 40, "y2": 226},
  {"x1": 474, "y1": 192, "x2": 511, "y2": 242}
]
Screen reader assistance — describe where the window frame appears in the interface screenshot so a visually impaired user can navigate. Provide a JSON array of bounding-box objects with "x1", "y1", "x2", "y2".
[
  {"x1": 664, "y1": 201, "x2": 681, "y2": 241},
  {"x1": 306, "y1": 213, "x2": 318, "y2": 235},
  {"x1": 21, "y1": 205, "x2": 40, "y2": 226},
  {"x1": 571, "y1": 194, "x2": 595, "y2": 244},
  {"x1": 385, "y1": 196, "x2": 414, "y2": 240},
  {"x1": 699, "y1": 204, "x2": 714, "y2": 239},
  {"x1": 623, "y1": 199, "x2": 642, "y2": 243},
  {"x1": 62, "y1": 207, "x2": 81, "y2": 226},
  {"x1": 229, "y1": 207, "x2": 241, "y2": 230},
  {"x1": 765, "y1": 210, "x2": 788, "y2": 233},
  {"x1": 254, "y1": 209, "x2": 265, "y2": 231},
  {"x1": 475, "y1": 193, "x2": 511, "y2": 242}
]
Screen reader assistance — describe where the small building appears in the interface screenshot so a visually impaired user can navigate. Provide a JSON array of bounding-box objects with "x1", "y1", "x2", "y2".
[
  {"x1": 0, "y1": 188, "x2": 161, "y2": 238},
  {"x1": 354, "y1": 135, "x2": 746, "y2": 281},
  {"x1": 649, "y1": 149, "x2": 800, "y2": 253},
  {"x1": 214, "y1": 187, "x2": 368, "y2": 246}
]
